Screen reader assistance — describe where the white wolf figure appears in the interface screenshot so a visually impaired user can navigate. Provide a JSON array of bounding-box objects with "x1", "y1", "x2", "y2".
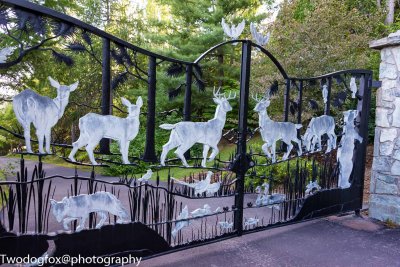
[
  {"x1": 253, "y1": 91, "x2": 303, "y2": 162},
  {"x1": 50, "y1": 191, "x2": 129, "y2": 231},
  {"x1": 13, "y1": 77, "x2": 78, "y2": 154},
  {"x1": 302, "y1": 115, "x2": 337, "y2": 153},
  {"x1": 68, "y1": 97, "x2": 143, "y2": 165},
  {"x1": 160, "y1": 88, "x2": 235, "y2": 167},
  {"x1": 337, "y1": 110, "x2": 363, "y2": 189}
]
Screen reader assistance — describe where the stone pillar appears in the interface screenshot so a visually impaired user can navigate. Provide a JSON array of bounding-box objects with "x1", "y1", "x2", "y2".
[{"x1": 369, "y1": 31, "x2": 400, "y2": 224}]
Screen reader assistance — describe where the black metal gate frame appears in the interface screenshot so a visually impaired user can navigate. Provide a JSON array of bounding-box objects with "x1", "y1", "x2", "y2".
[{"x1": 0, "y1": 0, "x2": 373, "y2": 261}]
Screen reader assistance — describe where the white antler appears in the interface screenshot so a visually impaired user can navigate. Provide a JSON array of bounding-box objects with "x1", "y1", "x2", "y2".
[{"x1": 226, "y1": 91, "x2": 236, "y2": 100}]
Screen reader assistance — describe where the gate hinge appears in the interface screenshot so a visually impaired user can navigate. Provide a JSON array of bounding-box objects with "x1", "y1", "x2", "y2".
[{"x1": 228, "y1": 153, "x2": 255, "y2": 174}]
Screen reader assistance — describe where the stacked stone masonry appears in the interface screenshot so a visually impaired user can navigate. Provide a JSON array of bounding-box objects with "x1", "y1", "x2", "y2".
[{"x1": 370, "y1": 31, "x2": 400, "y2": 224}]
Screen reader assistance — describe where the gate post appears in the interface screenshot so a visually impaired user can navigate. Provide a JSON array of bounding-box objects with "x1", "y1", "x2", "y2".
[
  {"x1": 369, "y1": 31, "x2": 400, "y2": 224},
  {"x1": 234, "y1": 41, "x2": 252, "y2": 236},
  {"x1": 100, "y1": 37, "x2": 111, "y2": 154},
  {"x1": 183, "y1": 64, "x2": 193, "y2": 159},
  {"x1": 143, "y1": 56, "x2": 157, "y2": 162}
]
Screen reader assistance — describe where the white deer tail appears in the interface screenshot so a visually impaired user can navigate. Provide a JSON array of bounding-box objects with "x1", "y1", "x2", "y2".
[
  {"x1": 160, "y1": 124, "x2": 176, "y2": 130},
  {"x1": 295, "y1": 124, "x2": 302, "y2": 129}
]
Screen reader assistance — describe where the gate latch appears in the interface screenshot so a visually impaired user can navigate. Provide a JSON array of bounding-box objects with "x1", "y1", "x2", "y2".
[{"x1": 228, "y1": 153, "x2": 254, "y2": 174}]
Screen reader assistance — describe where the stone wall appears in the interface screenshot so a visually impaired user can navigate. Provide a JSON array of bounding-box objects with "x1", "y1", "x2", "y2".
[{"x1": 370, "y1": 31, "x2": 400, "y2": 224}]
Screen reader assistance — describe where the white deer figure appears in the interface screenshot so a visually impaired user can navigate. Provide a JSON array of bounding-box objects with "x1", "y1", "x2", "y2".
[
  {"x1": 253, "y1": 92, "x2": 303, "y2": 162},
  {"x1": 221, "y1": 18, "x2": 245, "y2": 42},
  {"x1": 302, "y1": 115, "x2": 337, "y2": 153},
  {"x1": 13, "y1": 77, "x2": 78, "y2": 154},
  {"x1": 68, "y1": 97, "x2": 143, "y2": 165},
  {"x1": 337, "y1": 110, "x2": 363, "y2": 189},
  {"x1": 50, "y1": 191, "x2": 129, "y2": 232},
  {"x1": 160, "y1": 88, "x2": 235, "y2": 167}
]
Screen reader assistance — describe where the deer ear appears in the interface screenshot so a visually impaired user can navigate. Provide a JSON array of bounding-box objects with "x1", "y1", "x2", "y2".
[
  {"x1": 69, "y1": 81, "x2": 79, "y2": 92},
  {"x1": 213, "y1": 98, "x2": 220, "y2": 104},
  {"x1": 121, "y1": 97, "x2": 131, "y2": 107},
  {"x1": 48, "y1": 77, "x2": 60, "y2": 89},
  {"x1": 136, "y1": 96, "x2": 143, "y2": 108}
]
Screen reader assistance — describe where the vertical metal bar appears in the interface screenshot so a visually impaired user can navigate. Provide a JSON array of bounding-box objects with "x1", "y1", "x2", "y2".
[
  {"x1": 143, "y1": 56, "x2": 157, "y2": 162},
  {"x1": 283, "y1": 79, "x2": 291, "y2": 122},
  {"x1": 352, "y1": 74, "x2": 372, "y2": 212},
  {"x1": 297, "y1": 81, "x2": 303, "y2": 124},
  {"x1": 234, "y1": 41, "x2": 251, "y2": 236},
  {"x1": 183, "y1": 64, "x2": 193, "y2": 159},
  {"x1": 100, "y1": 38, "x2": 111, "y2": 154},
  {"x1": 324, "y1": 77, "x2": 332, "y2": 115}
]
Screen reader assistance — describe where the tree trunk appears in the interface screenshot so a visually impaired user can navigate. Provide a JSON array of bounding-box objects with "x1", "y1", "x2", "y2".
[
  {"x1": 385, "y1": 0, "x2": 395, "y2": 25},
  {"x1": 377, "y1": 0, "x2": 381, "y2": 9}
]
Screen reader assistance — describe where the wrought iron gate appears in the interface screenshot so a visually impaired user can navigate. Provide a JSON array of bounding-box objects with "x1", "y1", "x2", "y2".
[{"x1": 0, "y1": 0, "x2": 372, "y2": 263}]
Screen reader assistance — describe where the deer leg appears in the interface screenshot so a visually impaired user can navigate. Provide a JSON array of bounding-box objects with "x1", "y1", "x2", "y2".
[
  {"x1": 261, "y1": 143, "x2": 271, "y2": 159},
  {"x1": 294, "y1": 138, "x2": 302, "y2": 156},
  {"x1": 36, "y1": 129, "x2": 45, "y2": 154},
  {"x1": 23, "y1": 124, "x2": 33, "y2": 153},
  {"x1": 95, "y1": 211, "x2": 107, "y2": 229},
  {"x1": 201, "y1": 145, "x2": 210, "y2": 167},
  {"x1": 208, "y1": 145, "x2": 219, "y2": 162},
  {"x1": 161, "y1": 133, "x2": 179, "y2": 166},
  {"x1": 271, "y1": 142, "x2": 277, "y2": 162},
  {"x1": 86, "y1": 141, "x2": 99, "y2": 165},
  {"x1": 282, "y1": 141, "x2": 293, "y2": 160},
  {"x1": 69, "y1": 136, "x2": 87, "y2": 162},
  {"x1": 175, "y1": 143, "x2": 194, "y2": 167},
  {"x1": 45, "y1": 128, "x2": 52, "y2": 154},
  {"x1": 317, "y1": 136, "x2": 322, "y2": 152},
  {"x1": 120, "y1": 140, "x2": 130, "y2": 164}
]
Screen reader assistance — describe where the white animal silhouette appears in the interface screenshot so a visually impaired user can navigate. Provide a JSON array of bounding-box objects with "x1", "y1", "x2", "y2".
[
  {"x1": 171, "y1": 205, "x2": 190, "y2": 238},
  {"x1": 255, "y1": 183, "x2": 285, "y2": 209},
  {"x1": 137, "y1": 169, "x2": 153, "y2": 183},
  {"x1": 250, "y1": 23, "x2": 270, "y2": 47},
  {"x1": 50, "y1": 191, "x2": 129, "y2": 231},
  {"x1": 244, "y1": 217, "x2": 259, "y2": 227},
  {"x1": 302, "y1": 115, "x2": 337, "y2": 153},
  {"x1": 69, "y1": 97, "x2": 143, "y2": 165},
  {"x1": 337, "y1": 110, "x2": 362, "y2": 189},
  {"x1": 221, "y1": 18, "x2": 245, "y2": 41},
  {"x1": 190, "y1": 204, "x2": 212, "y2": 218},
  {"x1": 350, "y1": 77, "x2": 357, "y2": 98},
  {"x1": 13, "y1": 77, "x2": 78, "y2": 154},
  {"x1": 305, "y1": 181, "x2": 321, "y2": 195},
  {"x1": 253, "y1": 92, "x2": 302, "y2": 162},
  {"x1": 218, "y1": 221, "x2": 233, "y2": 230},
  {"x1": 160, "y1": 88, "x2": 235, "y2": 167},
  {"x1": 0, "y1": 47, "x2": 15, "y2": 63},
  {"x1": 172, "y1": 171, "x2": 221, "y2": 196}
]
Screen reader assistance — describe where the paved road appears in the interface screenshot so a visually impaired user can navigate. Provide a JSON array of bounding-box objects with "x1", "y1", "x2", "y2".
[{"x1": 142, "y1": 215, "x2": 400, "y2": 267}]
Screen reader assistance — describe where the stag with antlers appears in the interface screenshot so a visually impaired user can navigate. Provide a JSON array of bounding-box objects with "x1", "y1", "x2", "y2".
[
  {"x1": 253, "y1": 91, "x2": 303, "y2": 162},
  {"x1": 160, "y1": 88, "x2": 236, "y2": 167}
]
